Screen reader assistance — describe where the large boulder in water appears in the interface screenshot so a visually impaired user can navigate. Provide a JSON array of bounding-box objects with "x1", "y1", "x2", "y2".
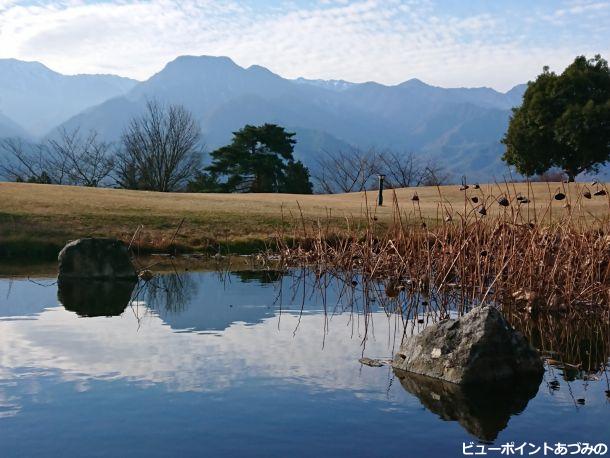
[
  {"x1": 58, "y1": 238, "x2": 137, "y2": 280},
  {"x1": 392, "y1": 306, "x2": 543, "y2": 384}
]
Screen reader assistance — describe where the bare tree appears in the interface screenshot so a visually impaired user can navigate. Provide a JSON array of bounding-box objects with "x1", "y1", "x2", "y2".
[
  {"x1": 312, "y1": 148, "x2": 450, "y2": 193},
  {"x1": 378, "y1": 151, "x2": 427, "y2": 188},
  {"x1": 312, "y1": 148, "x2": 383, "y2": 193},
  {"x1": 117, "y1": 100, "x2": 202, "y2": 192},
  {"x1": 48, "y1": 128, "x2": 115, "y2": 187},
  {"x1": 0, "y1": 129, "x2": 115, "y2": 187},
  {"x1": 0, "y1": 138, "x2": 60, "y2": 184},
  {"x1": 421, "y1": 163, "x2": 451, "y2": 186},
  {"x1": 379, "y1": 151, "x2": 451, "y2": 187}
]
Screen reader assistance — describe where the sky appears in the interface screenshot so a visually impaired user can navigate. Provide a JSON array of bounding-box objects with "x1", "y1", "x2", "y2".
[{"x1": 0, "y1": 0, "x2": 608, "y2": 91}]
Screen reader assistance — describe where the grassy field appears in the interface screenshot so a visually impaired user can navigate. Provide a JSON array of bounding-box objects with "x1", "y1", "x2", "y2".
[{"x1": 1, "y1": 181, "x2": 608, "y2": 259}]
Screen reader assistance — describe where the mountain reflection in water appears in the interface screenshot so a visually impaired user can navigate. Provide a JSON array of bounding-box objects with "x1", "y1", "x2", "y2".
[{"x1": 0, "y1": 269, "x2": 608, "y2": 457}]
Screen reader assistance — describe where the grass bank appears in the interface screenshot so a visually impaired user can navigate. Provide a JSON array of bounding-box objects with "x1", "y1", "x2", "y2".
[{"x1": 1, "y1": 181, "x2": 608, "y2": 260}]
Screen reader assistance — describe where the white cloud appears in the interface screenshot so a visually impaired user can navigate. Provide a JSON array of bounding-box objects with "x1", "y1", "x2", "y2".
[{"x1": 0, "y1": 0, "x2": 608, "y2": 90}]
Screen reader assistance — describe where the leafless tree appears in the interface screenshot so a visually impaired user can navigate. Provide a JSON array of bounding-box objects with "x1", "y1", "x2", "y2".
[
  {"x1": 0, "y1": 138, "x2": 60, "y2": 184},
  {"x1": 48, "y1": 128, "x2": 115, "y2": 187},
  {"x1": 312, "y1": 148, "x2": 383, "y2": 193},
  {"x1": 421, "y1": 164, "x2": 451, "y2": 186},
  {"x1": 379, "y1": 151, "x2": 451, "y2": 187},
  {"x1": 117, "y1": 100, "x2": 202, "y2": 192},
  {"x1": 0, "y1": 129, "x2": 115, "y2": 186},
  {"x1": 312, "y1": 148, "x2": 450, "y2": 193},
  {"x1": 378, "y1": 151, "x2": 427, "y2": 188}
]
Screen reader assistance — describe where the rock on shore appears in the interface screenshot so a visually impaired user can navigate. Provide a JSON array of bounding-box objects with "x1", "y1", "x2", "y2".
[
  {"x1": 58, "y1": 238, "x2": 137, "y2": 280},
  {"x1": 392, "y1": 306, "x2": 543, "y2": 384}
]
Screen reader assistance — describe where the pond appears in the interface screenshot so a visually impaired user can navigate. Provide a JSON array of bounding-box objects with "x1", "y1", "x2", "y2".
[{"x1": 0, "y1": 267, "x2": 608, "y2": 457}]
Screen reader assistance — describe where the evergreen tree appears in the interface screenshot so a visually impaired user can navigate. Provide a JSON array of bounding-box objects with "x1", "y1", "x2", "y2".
[
  {"x1": 502, "y1": 55, "x2": 610, "y2": 181},
  {"x1": 205, "y1": 124, "x2": 313, "y2": 193}
]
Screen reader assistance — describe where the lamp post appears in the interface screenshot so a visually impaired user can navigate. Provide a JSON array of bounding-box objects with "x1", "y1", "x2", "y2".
[{"x1": 377, "y1": 174, "x2": 385, "y2": 206}]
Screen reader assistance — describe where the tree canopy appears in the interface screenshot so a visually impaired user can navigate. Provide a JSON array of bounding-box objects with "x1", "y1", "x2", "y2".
[
  {"x1": 203, "y1": 124, "x2": 312, "y2": 194},
  {"x1": 502, "y1": 55, "x2": 610, "y2": 181}
]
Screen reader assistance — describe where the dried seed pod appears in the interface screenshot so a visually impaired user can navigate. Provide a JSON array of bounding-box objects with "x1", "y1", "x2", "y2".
[
  {"x1": 516, "y1": 194, "x2": 524, "y2": 201},
  {"x1": 554, "y1": 192, "x2": 566, "y2": 200},
  {"x1": 583, "y1": 191, "x2": 592, "y2": 199},
  {"x1": 473, "y1": 183, "x2": 480, "y2": 189},
  {"x1": 592, "y1": 180, "x2": 598, "y2": 186},
  {"x1": 412, "y1": 193, "x2": 419, "y2": 201},
  {"x1": 498, "y1": 197, "x2": 509, "y2": 207},
  {"x1": 139, "y1": 270, "x2": 154, "y2": 281},
  {"x1": 480, "y1": 250, "x2": 488, "y2": 257},
  {"x1": 520, "y1": 197, "x2": 530, "y2": 203},
  {"x1": 471, "y1": 196, "x2": 479, "y2": 203},
  {"x1": 444, "y1": 215, "x2": 453, "y2": 222},
  {"x1": 459, "y1": 185, "x2": 469, "y2": 191},
  {"x1": 594, "y1": 189, "x2": 607, "y2": 196},
  {"x1": 479, "y1": 206, "x2": 487, "y2": 216}
]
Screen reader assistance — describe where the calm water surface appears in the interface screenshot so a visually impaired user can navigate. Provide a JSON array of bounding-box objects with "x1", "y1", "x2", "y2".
[{"x1": 0, "y1": 269, "x2": 608, "y2": 457}]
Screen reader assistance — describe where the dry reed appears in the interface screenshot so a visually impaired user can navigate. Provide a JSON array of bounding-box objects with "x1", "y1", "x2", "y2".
[{"x1": 275, "y1": 181, "x2": 610, "y2": 320}]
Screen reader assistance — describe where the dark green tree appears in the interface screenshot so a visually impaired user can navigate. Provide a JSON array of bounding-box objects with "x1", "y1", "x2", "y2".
[
  {"x1": 502, "y1": 55, "x2": 610, "y2": 182},
  {"x1": 186, "y1": 170, "x2": 221, "y2": 193},
  {"x1": 205, "y1": 124, "x2": 313, "y2": 193},
  {"x1": 282, "y1": 160, "x2": 313, "y2": 194}
]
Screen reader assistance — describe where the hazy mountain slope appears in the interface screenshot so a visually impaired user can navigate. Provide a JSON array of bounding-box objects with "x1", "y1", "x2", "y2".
[
  {"x1": 0, "y1": 112, "x2": 30, "y2": 139},
  {"x1": 51, "y1": 55, "x2": 527, "y2": 180},
  {"x1": 0, "y1": 59, "x2": 137, "y2": 137}
]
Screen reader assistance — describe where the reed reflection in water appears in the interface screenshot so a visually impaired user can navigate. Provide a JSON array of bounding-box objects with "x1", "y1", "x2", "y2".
[{"x1": 8, "y1": 266, "x2": 606, "y2": 451}]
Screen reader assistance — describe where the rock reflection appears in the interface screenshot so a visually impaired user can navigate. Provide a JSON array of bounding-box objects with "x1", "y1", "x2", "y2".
[
  {"x1": 393, "y1": 369, "x2": 542, "y2": 442},
  {"x1": 58, "y1": 278, "x2": 136, "y2": 317}
]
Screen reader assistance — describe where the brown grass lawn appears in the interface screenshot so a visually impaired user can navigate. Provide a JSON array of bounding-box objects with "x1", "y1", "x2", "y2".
[{"x1": 1, "y1": 181, "x2": 608, "y2": 258}]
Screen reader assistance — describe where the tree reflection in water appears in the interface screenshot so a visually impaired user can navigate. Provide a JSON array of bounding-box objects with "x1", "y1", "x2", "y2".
[{"x1": 132, "y1": 273, "x2": 197, "y2": 315}]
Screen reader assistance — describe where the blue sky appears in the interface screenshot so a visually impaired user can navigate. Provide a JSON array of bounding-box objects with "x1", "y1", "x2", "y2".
[{"x1": 0, "y1": 0, "x2": 608, "y2": 90}]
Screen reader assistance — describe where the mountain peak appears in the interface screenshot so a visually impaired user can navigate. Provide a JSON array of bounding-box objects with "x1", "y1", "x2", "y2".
[
  {"x1": 398, "y1": 78, "x2": 430, "y2": 88},
  {"x1": 0, "y1": 58, "x2": 55, "y2": 75},
  {"x1": 165, "y1": 55, "x2": 240, "y2": 70},
  {"x1": 293, "y1": 77, "x2": 355, "y2": 91}
]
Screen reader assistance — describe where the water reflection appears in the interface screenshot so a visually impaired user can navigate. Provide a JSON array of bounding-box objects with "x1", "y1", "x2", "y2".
[
  {"x1": 231, "y1": 269, "x2": 287, "y2": 284},
  {"x1": 0, "y1": 269, "x2": 608, "y2": 456},
  {"x1": 394, "y1": 369, "x2": 542, "y2": 442},
  {"x1": 134, "y1": 273, "x2": 197, "y2": 314},
  {"x1": 57, "y1": 279, "x2": 137, "y2": 317}
]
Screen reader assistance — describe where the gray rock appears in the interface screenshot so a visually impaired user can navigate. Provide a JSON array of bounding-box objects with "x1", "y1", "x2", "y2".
[
  {"x1": 58, "y1": 238, "x2": 137, "y2": 280},
  {"x1": 392, "y1": 306, "x2": 543, "y2": 384},
  {"x1": 358, "y1": 357, "x2": 384, "y2": 367}
]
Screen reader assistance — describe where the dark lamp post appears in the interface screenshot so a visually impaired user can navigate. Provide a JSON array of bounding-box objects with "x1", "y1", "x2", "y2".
[{"x1": 377, "y1": 174, "x2": 385, "y2": 206}]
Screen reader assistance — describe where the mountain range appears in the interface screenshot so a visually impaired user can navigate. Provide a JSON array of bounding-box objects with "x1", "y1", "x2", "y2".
[{"x1": 0, "y1": 55, "x2": 528, "y2": 181}]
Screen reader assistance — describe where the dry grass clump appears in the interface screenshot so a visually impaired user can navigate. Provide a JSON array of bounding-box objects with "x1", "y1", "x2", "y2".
[{"x1": 276, "y1": 182, "x2": 610, "y2": 318}]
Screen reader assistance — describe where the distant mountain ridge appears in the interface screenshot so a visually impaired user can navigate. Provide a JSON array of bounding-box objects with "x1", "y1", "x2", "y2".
[
  {"x1": 0, "y1": 55, "x2": 528, "y2": 181},
  {"x1": 0, "y1": 58, "x2": 137, "y2": 136}
]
